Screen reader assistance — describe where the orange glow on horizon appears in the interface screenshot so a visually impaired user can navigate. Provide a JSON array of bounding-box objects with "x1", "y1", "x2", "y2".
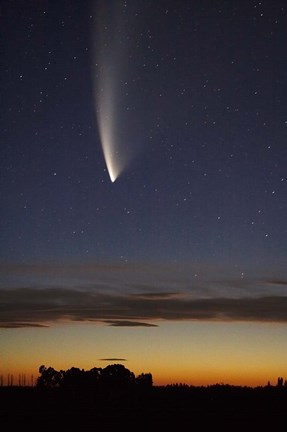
[
  {"x1": 0, "y1": 366, "x2": 282, "y2": 388},
  {"x1": 1, "y1": 321, "x2": 287, "y2": 388}
]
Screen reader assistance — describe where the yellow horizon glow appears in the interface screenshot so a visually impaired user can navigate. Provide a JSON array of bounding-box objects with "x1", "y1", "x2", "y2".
[{"x1": 1, "y1": 321, "x2": 287, "y2": 387}]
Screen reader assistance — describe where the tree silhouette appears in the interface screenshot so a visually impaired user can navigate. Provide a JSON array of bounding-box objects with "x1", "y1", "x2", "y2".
[
  {"x1": 135, "y1": 373, "x2": 153, "y2": 387},
  {"x1": 86, "y1": 367, "x2": 102, "y2": 389},
  {"x1": 37, "y1": 365, "x2": 62, "y2": 389},
  {"x1": 101, "y1": 364, "x2": 135, "y2": 388},
  {"x1": 36, "y1": 363, "x2": 153, "y2": 397},
  {"x1": 61, "y1": 367, "x2": 85, "y2": 390}
]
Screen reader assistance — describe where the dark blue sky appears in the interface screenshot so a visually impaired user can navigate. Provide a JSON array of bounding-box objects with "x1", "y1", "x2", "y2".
[{"x1": 1, "y1": 0, "x2": 287, "y2": 278}]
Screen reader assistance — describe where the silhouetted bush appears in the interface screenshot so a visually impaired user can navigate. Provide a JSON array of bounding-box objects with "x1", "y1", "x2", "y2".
[{"x1": 36, "y1": 363, "x2": 153, "y2": 393}]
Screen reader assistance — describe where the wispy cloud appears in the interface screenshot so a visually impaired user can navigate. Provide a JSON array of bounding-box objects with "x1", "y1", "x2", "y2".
[
  {"x1": 265, "y1": 279, "x2": 287, "y2": 286},
  {"x1": 0, "y1": 322, "x2": 49, "y2": 329},
  {"x1": 104, "y1": 320, "x2": 158, "y2": 327},
  {"x1": 99, "y1": 358, "x2": 127, "y2": 362},
  {"x1": 1, "y1": 262, "x2": 287, "y2": 328},
  {"x1": 1, "y1": 286, "x2": 287, "y2": 328}
]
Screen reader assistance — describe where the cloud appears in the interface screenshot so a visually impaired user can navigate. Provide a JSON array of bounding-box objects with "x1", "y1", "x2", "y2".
[
  {"x1": 99, "y1": 358, "x2": 127, "y2": 362},
  {"x1": 1, "y1": 262, "x2": 287, "y2": 328},
  {"x1": 131, "y1": 292, "x2": 182, "y2": 300},
  {"x1": 1, "y1": 285, "x2": 287, "y2": 328},
  {"x1": 265, "y1": 279, "x2": 287, "y2": 286},
  {"x1": 104, "y1": 320, "x2": 158, "y2": 327},
  {"x1": 0, "y1": 322, "x2": 49, "y2": 329}
]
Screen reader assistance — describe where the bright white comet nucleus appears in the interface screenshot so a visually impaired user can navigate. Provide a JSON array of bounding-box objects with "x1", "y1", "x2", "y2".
[
  {"x1": 92, "y1": 1, "x2": 143, "y2": 183},
  {"x1": 96, "y1": 79, "x2": 119, "y2": 183}
]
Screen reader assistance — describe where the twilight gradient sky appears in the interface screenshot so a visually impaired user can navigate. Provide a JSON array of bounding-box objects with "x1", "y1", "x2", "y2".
[{"x1": 1, "y1": 0, "x2": 287, "y2": 386}]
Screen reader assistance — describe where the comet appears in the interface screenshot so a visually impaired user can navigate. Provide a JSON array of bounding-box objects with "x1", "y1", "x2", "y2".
[
  {"x1": 96, "y1": 71, "x2": 122, "y2": 183},
  {"x1": 92, "y1": 1, "x2": 141, "y2": 183}
]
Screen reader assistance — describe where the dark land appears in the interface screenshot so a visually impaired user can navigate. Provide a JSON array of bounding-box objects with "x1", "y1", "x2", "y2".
[{"x1": 1, "y1": 382, "x2": 287, "y2": 431}]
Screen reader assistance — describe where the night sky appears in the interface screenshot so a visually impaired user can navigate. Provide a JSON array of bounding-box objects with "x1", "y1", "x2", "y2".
[{"x1": 1, "y1": 0, "x2": 287, "y2": 385}]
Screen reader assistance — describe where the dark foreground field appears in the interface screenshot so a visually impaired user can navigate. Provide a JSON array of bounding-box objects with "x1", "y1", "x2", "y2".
[{"x1": 1, "y1": 384, "x2": 286, "y2": 431}]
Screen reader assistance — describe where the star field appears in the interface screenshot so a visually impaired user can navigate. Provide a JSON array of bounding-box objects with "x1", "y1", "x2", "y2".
[
  {"x1": 1, "y1": 0, "x2": 287, "y2": 278},
  {"x1": 2, "y1": 2, "x2": 287, "y2": 390}
]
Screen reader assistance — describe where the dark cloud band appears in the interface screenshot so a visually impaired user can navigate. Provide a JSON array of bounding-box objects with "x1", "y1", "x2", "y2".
[{"x1": 1, "y1": 286, "x2": 287, "y2": 328}]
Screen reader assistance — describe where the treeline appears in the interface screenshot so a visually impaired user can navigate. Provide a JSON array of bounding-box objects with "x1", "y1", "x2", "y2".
[
  {"x1": 1, "y1": 368, "x2": 287, "y2": 429},
  {"x1": 36, "y1": 363, "x2": 153, "y2": 390}
]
